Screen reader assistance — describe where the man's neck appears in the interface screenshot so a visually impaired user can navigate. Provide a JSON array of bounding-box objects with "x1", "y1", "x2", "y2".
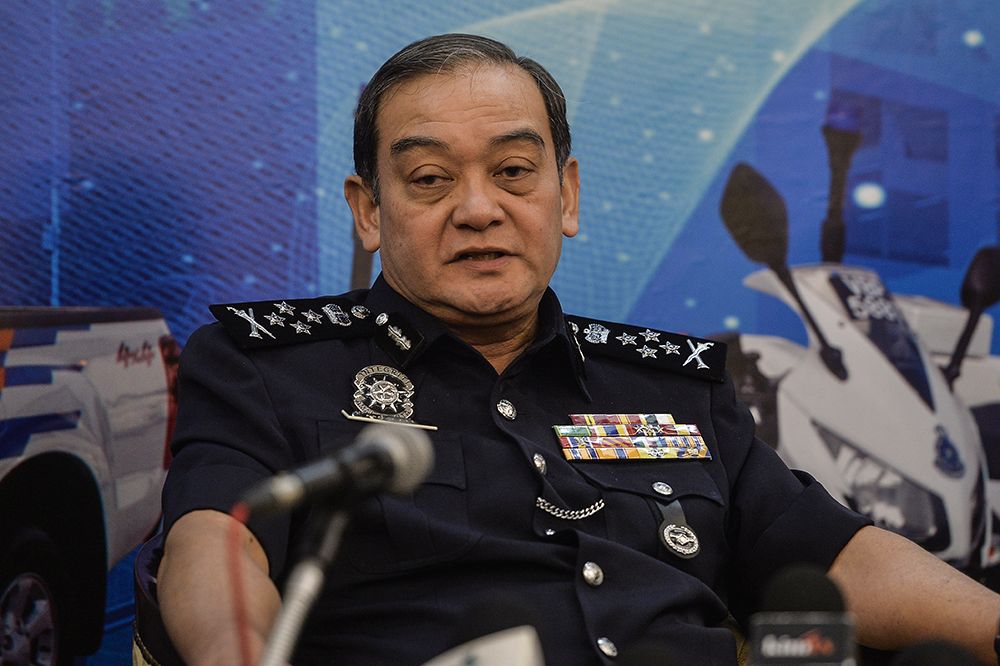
[{"x1": 446, "y1": 314, "x2": 538, "y2": 374}]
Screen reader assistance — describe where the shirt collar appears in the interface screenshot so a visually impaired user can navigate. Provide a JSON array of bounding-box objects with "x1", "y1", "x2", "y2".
[{"x1": 362, "y1": 274, "x2": 590, "y2": 399}]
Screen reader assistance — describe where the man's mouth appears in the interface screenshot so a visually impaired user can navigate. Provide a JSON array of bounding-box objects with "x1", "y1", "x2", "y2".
[{"x1": 455, "y1": 250, "x2": 508, "y2": 262}]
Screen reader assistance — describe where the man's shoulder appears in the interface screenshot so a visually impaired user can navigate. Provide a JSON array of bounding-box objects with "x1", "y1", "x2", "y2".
[
  {"x1": 207, "y1": 291, "x2": 375, "y2": 350},
  {"x1": 565, "y1": 314, "x2": 727, "y2": 383}
]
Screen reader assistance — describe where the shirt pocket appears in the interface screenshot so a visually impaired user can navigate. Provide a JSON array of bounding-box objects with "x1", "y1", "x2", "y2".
[
  {"x1": 574, "y1": 461, "x2": 729, "y2": 585},
  {"x1": 316, "y1": 420, "x2": 477, "y2": 574}
]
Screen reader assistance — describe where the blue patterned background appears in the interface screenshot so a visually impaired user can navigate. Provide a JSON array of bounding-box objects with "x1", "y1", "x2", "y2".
[{"x1": 3, "y1": 1, "x2": 1000, "y2": 661}]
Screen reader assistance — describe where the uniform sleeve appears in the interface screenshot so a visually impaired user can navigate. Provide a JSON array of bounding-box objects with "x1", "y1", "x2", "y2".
[
  {"x1": 711, "y1": 373, "x2": 871, "y2": 605},
  {"x1": 161, "y1": 323, "x2": 298, "y2": 579}
]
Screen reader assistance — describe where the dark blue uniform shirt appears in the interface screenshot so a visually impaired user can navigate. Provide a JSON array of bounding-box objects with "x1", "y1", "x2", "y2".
[{"x1": 162, "y1": 276, "x2": 869, "y2": 665}]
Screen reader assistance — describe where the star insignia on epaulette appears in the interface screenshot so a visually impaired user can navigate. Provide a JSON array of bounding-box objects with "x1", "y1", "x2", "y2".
[
  {"x1": 302, "y1": 309, "x2": 323, "y2": 323},
  {"x1": 616, "y1": 332, "x2": 637, "y2": 346},
  {"x1": 265, "y1": 312, "x2": 285, "y2": 327},
  {"x1": 640, "y1": 329, "x2": 660, "y2": 342},
  {"x1": 660, "y1": 341, "x2": 680, "y2": 355},
  {"x1": 291, "y1": 321, "x2": 312, "y2": 334},
  {"x1": 637, "y1": 345, "x2": 657, "y2": 358},
  {"x1": 274, "y1": 301, "x2": 295, "y2": 315}
]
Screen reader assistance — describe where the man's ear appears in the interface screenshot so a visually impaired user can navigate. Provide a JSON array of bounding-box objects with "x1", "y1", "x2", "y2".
[
  {"x1": 344, "y1": 175, "x2": 381, "y2": 252},
  {"x1": 560, "y1": 157, "x2": 581, "y2": 238}
]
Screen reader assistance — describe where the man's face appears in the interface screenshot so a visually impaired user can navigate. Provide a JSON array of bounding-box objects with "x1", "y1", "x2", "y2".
[{"x1": 346, "y1": 64, "x2": 580, "y2": 331}]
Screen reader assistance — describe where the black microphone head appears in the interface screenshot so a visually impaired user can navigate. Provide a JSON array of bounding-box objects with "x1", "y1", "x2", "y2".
[
  {"x1": 355, "y1": 423, "x2": 434, "y2": 494},
  {"x1": 890, "y1": 640, "x2": 978, "y2": 666},
  {"x1": 760, "y1": 564, "x2": 845, "y2": 613}
]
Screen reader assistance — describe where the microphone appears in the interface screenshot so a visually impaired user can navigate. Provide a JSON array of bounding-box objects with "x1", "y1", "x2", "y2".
[
  {"x1": 749, "y1": 564, "x2": 855, "y2": 665},
  {"x1": 241, "y1": 424, "x2": 434, "y2": 516}
]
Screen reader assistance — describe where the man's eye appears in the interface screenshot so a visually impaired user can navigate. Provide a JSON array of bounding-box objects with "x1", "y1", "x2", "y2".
[
  {"x1": 413, "y1": 174, "x2": 444, "y2": 186},
  {"x1": 498, "y1": 166, "x2": 529, "y2": 178}
]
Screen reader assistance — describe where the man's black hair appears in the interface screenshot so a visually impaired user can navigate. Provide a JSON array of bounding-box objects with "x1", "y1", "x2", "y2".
[{"x1": 352, "y1": 33, "x2": 572, "y2": 201}]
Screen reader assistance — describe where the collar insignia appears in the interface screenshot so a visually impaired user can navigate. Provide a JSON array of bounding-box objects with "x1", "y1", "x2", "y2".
[{"x1": 372, "y1": 312, "x2": 426, "y2": 367}]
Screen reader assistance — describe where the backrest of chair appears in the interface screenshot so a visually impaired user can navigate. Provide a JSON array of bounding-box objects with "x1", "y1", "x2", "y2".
[{"x1": 132, "y1": 532, "x2": 185, "y2": 666}]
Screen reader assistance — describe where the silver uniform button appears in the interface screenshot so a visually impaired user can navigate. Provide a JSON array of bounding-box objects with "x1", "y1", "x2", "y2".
[
  {"x1": 533, "y1": 453, "x2": 547, "y2": 475},
  {"x1": 497, "y1": 399, "x2": 517, "y2": 420},
  {"x1": 545, "y1": 529, "x2": 556, "y2": 536},
  {"x1": 582, "y1": 561, "x2": 604, "y2": 587},
  {"x1": 597, "y1": 637, "x2": 618, "y2": 658},
  {"x1": 652, "y1": 482, "x2": 673, "y2": 496},
  {"x1": 375, "y1": 312, "x2": 388, "y2": 326}
]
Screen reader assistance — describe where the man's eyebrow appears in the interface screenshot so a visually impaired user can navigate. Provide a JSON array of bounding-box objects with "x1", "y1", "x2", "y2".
[
  {"x1": 389, "y1": 135, "x2": 448, "y2": 157},
  {"x1": 489, "y1": 129, "x2": 545, "y2": 151},
  {"x1": 388, "y1": 129, "x2": 545, "y2": 158}
]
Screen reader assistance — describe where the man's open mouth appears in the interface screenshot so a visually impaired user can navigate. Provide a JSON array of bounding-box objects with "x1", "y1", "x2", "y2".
[{"x1": 457, "y1": 251, "x2": 506, "y2": 261}]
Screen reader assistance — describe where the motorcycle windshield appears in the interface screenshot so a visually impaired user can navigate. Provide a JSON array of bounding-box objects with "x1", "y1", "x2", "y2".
[{"x1": 829, "y1": 271, "x2": 934, "y2": 410}]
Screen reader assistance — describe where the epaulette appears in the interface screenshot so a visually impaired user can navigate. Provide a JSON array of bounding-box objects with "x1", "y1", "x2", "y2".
[
  {"x1": 565, "y1": 314, "x2": 726, "y2": 383},
  {"x1": 210, "y1": 296, "x2": 374, "y2": 349}
]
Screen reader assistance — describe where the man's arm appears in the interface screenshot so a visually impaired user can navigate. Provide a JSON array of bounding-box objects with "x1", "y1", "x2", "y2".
[
  {"x1": 157, "y1": 509, "x2": 282, "y2": 666},
  {"x1": 829, "y1": 524, "x2": 1000, "y2": 663}
]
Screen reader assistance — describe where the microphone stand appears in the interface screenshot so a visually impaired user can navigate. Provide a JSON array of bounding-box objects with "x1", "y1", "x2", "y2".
[{"x1": 258, "y1": 508, "x2": 350, "y2": 666}]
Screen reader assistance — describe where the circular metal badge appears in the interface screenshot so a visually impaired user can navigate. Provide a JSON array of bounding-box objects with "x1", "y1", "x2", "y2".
[
  {"x1": 660, "y1": 522, "x2": 699, "y2": 558},
  {"x1": 352, "y1": 365, "x2": 415, "y2": 419}
]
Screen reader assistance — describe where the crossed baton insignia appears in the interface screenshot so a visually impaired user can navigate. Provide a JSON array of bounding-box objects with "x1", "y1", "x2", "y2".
[
  {"x1": 682, "y1": 339, "x2": 714, "y2": 370},
  {"x1": 228, "y1": 307, "x2": 275, "y2": 340}
]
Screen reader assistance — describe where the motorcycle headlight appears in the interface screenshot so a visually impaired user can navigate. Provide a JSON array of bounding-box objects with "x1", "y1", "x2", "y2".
[{"x1": 813, "y1": 421, "x2": 950, "y2": 551}]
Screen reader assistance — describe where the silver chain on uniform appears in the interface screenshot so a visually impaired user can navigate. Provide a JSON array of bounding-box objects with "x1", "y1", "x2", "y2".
[{"x1": 535, "y1": 496, "x2": 605, "y2": 520}]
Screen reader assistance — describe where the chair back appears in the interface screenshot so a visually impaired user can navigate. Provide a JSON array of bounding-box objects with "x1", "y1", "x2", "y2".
[{"x1": 132, "y1": 532, "x2": 184, "y2": 666}]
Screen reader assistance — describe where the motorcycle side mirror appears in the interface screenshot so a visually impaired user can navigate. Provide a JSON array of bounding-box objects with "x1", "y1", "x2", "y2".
[
  {"x1": 720, "y1": 163, "x2": 789, "y2": 270},
  {"x1": 961, "y1": 246, "x2": 1000, "y2": 312},
  {"x1": 944, "y1": 246, "x2": 1000, "y2": 388},
  {"x1": 719, "y1": 163, "x2": 848, "y2": 381}
]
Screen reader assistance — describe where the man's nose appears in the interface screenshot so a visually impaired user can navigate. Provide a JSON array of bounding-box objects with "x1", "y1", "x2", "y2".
[{"x1": 451, "y1": 177, "x2": 504, "y2": 230}]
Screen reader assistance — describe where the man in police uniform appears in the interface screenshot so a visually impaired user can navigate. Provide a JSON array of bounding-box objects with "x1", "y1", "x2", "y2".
[{"x1": 157, "y1": 34, "x2": 1000, "y2": 665}]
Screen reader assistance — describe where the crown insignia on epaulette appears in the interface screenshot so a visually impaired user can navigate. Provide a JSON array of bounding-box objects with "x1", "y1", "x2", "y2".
[
  {"x1": 210, "y1": 297, "x2": 373, "y2": 349},
  {"x1": 565, "y1": 315, "x2": 726, "y2": 383}
]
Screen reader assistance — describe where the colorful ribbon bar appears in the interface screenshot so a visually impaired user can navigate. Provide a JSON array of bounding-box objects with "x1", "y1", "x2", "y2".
[
  {"x1": 562, "y1": 446, "x2": 710, "y2": 461},
  {"x1": 557, "y1": 434, "x2": 708, "y2": 451},
  {"x1": 554, "y1": 423, "x2": 700, "y2": 438},
  {"x1": 569, "y1": 413, "x2": 676, "y2": 426},
  {"x1": 557, "y1": 413, "x2": 709, "y2": 462}
]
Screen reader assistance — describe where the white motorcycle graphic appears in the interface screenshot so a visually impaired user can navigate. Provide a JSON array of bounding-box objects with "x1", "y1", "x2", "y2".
[{"x1": 718, "y1": 152, "x2": 1000, "y2": 578}]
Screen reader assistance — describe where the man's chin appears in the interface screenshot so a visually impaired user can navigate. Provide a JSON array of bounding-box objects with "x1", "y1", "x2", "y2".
[{"x1": 439, "y1": 292, "x2": 537, "y2": 325}]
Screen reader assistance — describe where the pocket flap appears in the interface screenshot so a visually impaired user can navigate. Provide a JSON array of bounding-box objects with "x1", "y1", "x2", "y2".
[{"x1": 573, "y1": 460, "x2": 723, "y2": 505}]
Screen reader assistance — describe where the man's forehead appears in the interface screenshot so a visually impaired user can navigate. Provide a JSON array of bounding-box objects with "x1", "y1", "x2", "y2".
[{"x1": 375, "y1": 64, "x2": 551, "y2": 155}]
